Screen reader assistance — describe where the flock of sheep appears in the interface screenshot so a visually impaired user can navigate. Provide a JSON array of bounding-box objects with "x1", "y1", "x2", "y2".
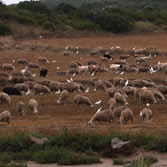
[{"x1": 0, "y1": 45, "x2": 167, "y2": 127}]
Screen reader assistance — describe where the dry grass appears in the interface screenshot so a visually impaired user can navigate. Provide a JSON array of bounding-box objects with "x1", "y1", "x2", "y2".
[{"x1": 0, "y1": 33, "x2": 167, "y2": 136}]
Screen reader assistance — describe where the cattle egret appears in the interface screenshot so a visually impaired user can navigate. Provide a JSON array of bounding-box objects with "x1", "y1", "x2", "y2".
[
  {"x1": 85, "y1": 87, "x2": 89, "y2": 93},
  {"x1": 55, "y1": 90, "x2": 61, "y2": 94},
  {"x1": 57, "y1": 67, "x2": 60, "y2": 69},
  {"x1": 140, "y1": 112, "x2": 143, "y2": 117},
  {"x1": 52, "y1": 60, "x2": 56, "y2": 63},
  {"x1": 32, "y1": 73, "x2": 36, "y2": 77},
  {"x1": 125, "y1": 80, "x2": 129, "y2": 86},
  {"x1": 91, "y1": 72, "x2": 95, "y2": 77},
  {"x1": 120, "y1": 71, "x2": 124, "y2": 75},
  {"x1": 94, "y1": 88, "x2": 96, "y2": 92},
  {"x1": 21, "y1": 66, "x2": 28, "y2": 74},
  {"x1": 65, "y1": 46, "x2": 69, "y2": 50},
  {"x1": 146, "y1": 103, "x2": 150, "y2": 107},
  {"x1": 72, "y1": 73, "x2": 76, "y2": 76},
  {"x1": 26, "y1": 89, "x2": 31, "y2": 95},
  {"x1": 66, "y1": 79, "x2": 71, "y2": 83},
  {"x1": 76, "y1": 50, "x2": 79, "y2": 54},
  {"x1": 70, "y1": 78, "x2": 73, "y2": 82},
  {"x1": 12, "y1": 59, "x2": 15, "y2": 63},
  {"x1": 95, "y1": 99, "x2": 102, "y2": 105},
  {"x1": 96, "y1": 107, "x2": 102, "y2": 113}
]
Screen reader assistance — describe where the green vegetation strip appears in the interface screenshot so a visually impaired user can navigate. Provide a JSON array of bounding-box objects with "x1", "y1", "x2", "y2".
[{"x1": 0, "y1": 130, "x2": 165, "y2": 165}]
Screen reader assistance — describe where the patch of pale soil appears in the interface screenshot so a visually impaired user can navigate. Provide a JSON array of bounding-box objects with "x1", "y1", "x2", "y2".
[{"x1": 27, "y1": 158, "x2": 120, "y2": 167}]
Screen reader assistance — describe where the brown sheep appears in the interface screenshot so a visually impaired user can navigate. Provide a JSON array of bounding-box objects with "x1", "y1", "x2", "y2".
[
  {"x1": 57, "y1": 90, "x2": 69, "y2": 104},
  {"x1": 17, "y1": 59, "x2": 29, "y2": 65},
  {"x1": 106, "y1": 87, "x2": 127, "y2": 98},
  {"x1": 38, "y1": 56, "x2": 49, "y2": 63},
  {"x1": 0, "y1": 92, "x2": 11, "y2": 104},
  {"x1": 88, "y1": 109, "x2": 113, "y2": 125},
  {"x1": 0, "y1": 110, "x2": 11, "y2": 124},
  {"x1": 135, "y1": 89, "x2": 157, "y2": 104},
  {"x1": 15, "y1": 83, "x2": 30, "y2": 93},
  {"x1": 107, "y1": 98, "x2": 116, "y2": 110},
  {"x1": 33, "y1": 84, "x2": 51, "y2": 95},
  {"x1": 73, "y1": 95, "x2": 94, "y2": 107},
  {"x1": 114, "y1": 92, "x2": 128, "y2": 106},
  {"x1": 140, "y1": 108, "x2": 152, "y2": 121},
  {"x1": 112, "y1": 106, "x2": 128, "y2": 121},
  {"x1": 2, "y1": 63, "x2": 15, "y2": 71},
  {"x1": 16, "y1": 101, "x2": 26, "y2": 116},
  {"x1": 29, "y1": 99, "x2": 39, "y2": 115},
  {"x1": 158, "y1": 85, "x2": 167, "y2": 94},
  {"x1": 28, "y1": 63, "x2": 40, "y2": 69},
  {"x1": 120, "y1": 108, "x2": 133, "y2": 125}
]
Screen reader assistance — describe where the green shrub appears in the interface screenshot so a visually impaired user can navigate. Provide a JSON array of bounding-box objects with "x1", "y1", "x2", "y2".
[
  {"x1": 32, "y1": 147, "x2": 100, "y2": 165},
  {"x1": 0, "y1": 24, "x2": 12, "y2": 36},
  {"x1": 10, "y1": 151, "x2": 32, "y2": 161},
  {"x1": 134, "y1": 21, "x2": 158, "y2": 32},
  {"x1": 42, "y1": 22, "x2": 55, "y2": 31},
  {"x1": 124, "y1": 156, "x2": 158, "y2": 167},
  {"x1": 0, "y1": 153, "x2": 11, "y2": 163},
  {"x1": 0, "y1": 134, "x2": 31, "y2": 153}
]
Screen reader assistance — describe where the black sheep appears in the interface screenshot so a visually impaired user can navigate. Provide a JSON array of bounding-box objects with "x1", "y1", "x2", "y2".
[
  {"x1": 3, "y1": 87, "x2": 22, "y2": 96},
  {"x1": 40, "y1": 69, "x2": 48, "y2": 77}
]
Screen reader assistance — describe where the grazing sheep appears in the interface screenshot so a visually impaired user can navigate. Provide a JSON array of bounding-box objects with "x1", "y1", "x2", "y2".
[
  {"x1": 33, "y1": 84, "x2": 51, "y2": 95},
  {"x1": 149, "y1": 88, "x2": 165, "y2": 101},
  {"x1": 88, "y1": 109, "x2": 113, "y2": 125},
  {"x1": 110, "y1": 64, "x2": 122, "y2": 71},
  {"x1": 0, "y1": 92, "x2": 11, "y2": 104},
  {"x1": 157, "y1": 85, "x2": 167, "y2": 94},
  {"x1": 57, "y1": 90, "x2": 69, "y2": 104},
  {"x1": 24, "y1": 81, "x2": 37, "y2": 90},
  {"x1": 0, "y1": 110, "x2": 11, "y2": 124},
  {"x1": 88, "y1": 60, "x2": 97, "y2": 65},
  {"x1": 120, "y1": 108, "x2": 133, "y2": 125},
  {"x1": 94, "y1": 80, "x2": 113, "y2": 91},
  {"x1": 77, "y1": 65, "x2": 89, "y2": 74},
  {"x1": 73, "y1": 95, "x2": 94, "y2": 107},
  {"x1": 17, "y1": 101, "x2": 26, "y2": 116},
  {"x1": 123, "y1": 86, "x2": 136, "y2": 96},
  {"x1": 0, "y1": 71, "x2": 9, "y2": 78},
  {"x1": 2, "y1": 63, "x2": 15, "y2": 71},
  {"x1": 28, "y1": 63, "x2": 40, "y2": 69},
  {"x1": 113, "y1": 77, "x2": 124, "y2": 87},
  {"x1": 112, "y1": 106, "x2": 128, "y2": 121},
  {"x1": 17, "y1": 59, "x2": 29, "y2": 65},
  {"x1": 140, "y1": 108, "x2": 152, "y2": 121},
  {"x1": 114, "y1": 92, "x2": 128, "y2": 106},
  {"x1": 136, "y1": 89, "x2": 157, "y2": 104},
  {"x1": 3, "y1": 87, "x2": 22, "y2": 96},
  {"x1": 29, "y1": 99, "x2": 39, "y2": 115},
  {"x1": 12, "y1": 71, "x2": 24, "y2": 77},
  {"x1": 106, "y1": 87, "x2": 127, "y2": 98},
  {"x1": 38, "y1": 57, "x2": 49, "y2": 63},
  {"x1": 108, "y1": 98, "x2": 116, "y2": 110},
  {"x1": 15, "y1": 83, "x2": 29, "y2": 93}
]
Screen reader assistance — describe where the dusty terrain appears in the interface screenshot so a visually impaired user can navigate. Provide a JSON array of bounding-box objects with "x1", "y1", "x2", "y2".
[{"x1": 0, "y1": 33, "x2": 167, "y2": 136}]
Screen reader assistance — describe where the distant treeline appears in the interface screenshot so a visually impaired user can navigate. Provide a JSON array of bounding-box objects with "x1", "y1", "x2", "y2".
[{"x1": 0, "y1": 0, "x2": 167, "y2": 36}]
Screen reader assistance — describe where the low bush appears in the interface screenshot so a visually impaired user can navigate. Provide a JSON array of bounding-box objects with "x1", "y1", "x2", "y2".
[
  {"x1": 0, "y1": 153, "x2": 11, "y2": 163},
  {"x1": 124, "y1": 156, "x2": 158, "y2": 167},
  {"x1": 113, "y1": 157, "x2": 127, "y2": 165},
  {"x1": 0, "y1": 24, "x2": 12, "y2": 36},
  {"x1": 32, "y1": 147, "x2": 100, "y2": 165}
]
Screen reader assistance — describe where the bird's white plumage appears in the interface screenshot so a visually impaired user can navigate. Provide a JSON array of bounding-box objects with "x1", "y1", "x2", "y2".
[{"x1": 95, "y1": 100, "x2": 102, "y2": 105}]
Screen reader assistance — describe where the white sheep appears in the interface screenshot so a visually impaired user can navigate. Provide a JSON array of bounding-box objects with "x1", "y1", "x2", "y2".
[
  {"x1": 57, "y1": 90, "x2": 69, "y2": 104},
  {"x1": 73, "y1": 95, "x2": 94, "y2": 107},
  {"x1": 0, "y1": 110, "x2": 11, "y2": 124},
  {"x1": 29, "y1": 99, "x2": 39, "y2": 115}
]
